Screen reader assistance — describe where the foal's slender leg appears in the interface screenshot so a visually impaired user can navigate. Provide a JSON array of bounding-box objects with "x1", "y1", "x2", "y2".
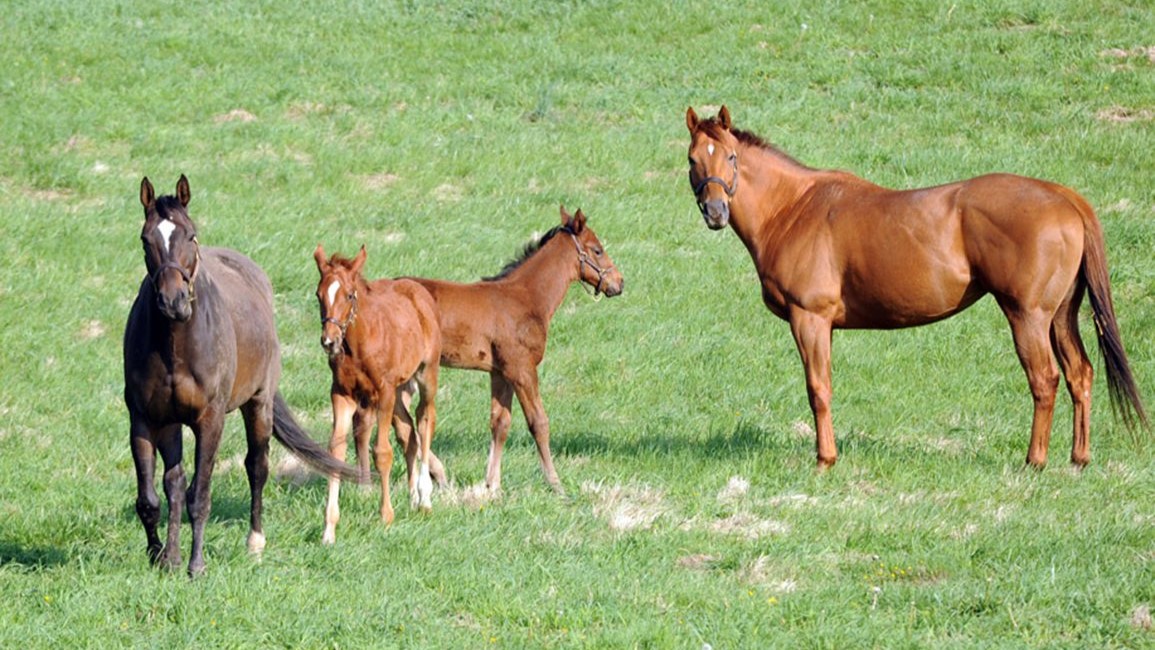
[
  {"x1": 1002, "y1": 307, "x2": 1061, "y2": 468},
  {"x1": 375, "y1": 390, "x2": 399, "y2": 525},
  {"x1": 240, "y1": 396, "x2": 273, "y2": 555},
  {"x1": 788, "y1": 310, "x2": 837, "y2": 469},
  {"x1": 186, "y1": 410, "x2": 225, "y2": 577},
  {"x1": 1050, "y1": 287, "x2": 1094, "y2": 467},
  {"x1": 154, "y1": 424, "x2": 185, "y2": 571},
  {"x1": 413, "y1": 366, "x2": 438, "y2": 512},
  {"x1": 323, "y1": 393, "x2": 356, "y2": 545},
  {"x1": 392, "y1": 394, "x2": 420, "y2": 505},
  {"x1": 397, "y1": 383, "x2": 447, "y2": 486},
  {"x1": 486, "y1": 374, "x2": 514, "y2": 491},
  {"x1": 511, "y1": 370, "x2": 563, "y2": 492}
]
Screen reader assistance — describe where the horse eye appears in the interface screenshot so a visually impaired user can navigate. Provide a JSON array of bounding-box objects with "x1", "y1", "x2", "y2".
[
  {"x1": 593, "y1": 246, "x2": 604, "y2": 256},
  {"x1": 728, "y1": 152, "x2": 737, "y2": 162},
  {"x1": 688, "y1": 156, "x2": 696, "y2": 167}
]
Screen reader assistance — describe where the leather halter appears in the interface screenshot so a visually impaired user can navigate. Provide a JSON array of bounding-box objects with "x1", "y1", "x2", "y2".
[
  {"x1": 149, "y1": 237, "x2": 201, "y2": 303},
  {"x1": 322, "y1": 289, "x2": 358, "y2": 338},
  {"x1": 693, "y1": 152, "x2": 740, "y2": 201},
  {"x1": 569, "y1": 231, "x2": 611, "y2": 297}
]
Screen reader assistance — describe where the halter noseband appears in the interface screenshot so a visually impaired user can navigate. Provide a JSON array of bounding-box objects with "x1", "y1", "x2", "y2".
[
  {"x1": 322, "y1": 290, "x2": 358, "y2": 339},
  {"x1": 149, "y1": 238, "x2": 201, "y2": 303},
  {"x1": 693, "y1": 152, "x2": 740, "y2": 201},
  {"x1": 569, "y1": 231, "x2": 611, "y2": 298}
]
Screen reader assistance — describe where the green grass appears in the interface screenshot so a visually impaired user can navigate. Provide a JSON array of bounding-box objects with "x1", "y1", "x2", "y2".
[{"x1": 2, "y1": 0, "x2": 1155, "y2": 647}]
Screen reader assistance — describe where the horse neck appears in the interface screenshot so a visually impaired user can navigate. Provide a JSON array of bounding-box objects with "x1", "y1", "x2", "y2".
[
  {"x1": 500, "y1": 235, "x2": 578, "y2": 318},
  {"x1": 729, "y1": 144, "x2": 818, "y2": 246}
]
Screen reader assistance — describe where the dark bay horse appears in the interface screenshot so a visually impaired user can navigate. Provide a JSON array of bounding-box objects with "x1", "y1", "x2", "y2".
[
  {"x1": 125, "y1": 175, "x2": 358, "y2": 576},
  {"x1": 685, "y1": 106, "x2": 1147, "y2": 469},
  {"x1": 314, "y1": 245, "x2": 442, "y2": 544},
  {"x1": 407, "y1": 206, "x2": 623, "y2": 492}
]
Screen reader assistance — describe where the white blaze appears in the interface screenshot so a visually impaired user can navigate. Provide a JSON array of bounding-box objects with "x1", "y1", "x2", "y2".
[
  {"x1": 326, "y1": 280, "x2": 341, "y2": 306},
  {"x1": 156, "y1": 220, "x2": 177, "y2": 253},
  {"x1": 707, "y1": 143, "x2": 715, "y2": 155}
]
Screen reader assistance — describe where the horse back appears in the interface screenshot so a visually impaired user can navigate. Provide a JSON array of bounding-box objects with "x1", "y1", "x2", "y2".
[
  {"x1": 409, "y1": 277, "x2": 533, "y2": 372},
  {"x1": 350, "y1": 278, "x2": 441, "y2": 384}
]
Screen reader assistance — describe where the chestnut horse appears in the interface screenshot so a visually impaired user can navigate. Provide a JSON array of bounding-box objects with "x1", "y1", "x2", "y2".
[
  {"x1": 407, "y1": 206, "x2": 623, "y2": 492},
  {"x1": 685, "y1": 106, "x2": 1147, "y2": 469},
  {"x1": 314, "y1": 245, "x2": 441, "y2": 544},
  {"x1": 125, "y1": 176, "x2": 358, "y2": 576}
]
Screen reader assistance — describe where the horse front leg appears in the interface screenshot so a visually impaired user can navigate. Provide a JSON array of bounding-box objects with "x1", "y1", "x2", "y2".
[
  {"x1": 240, "y1": 396, "x2": 273, "y2": 555},
  {"x1": 130, "y1": 416, "x2": 164, "y2": 564},
  {"x1": 323, "y1": 393, "x2": 357, "y2": 545},
  {"x1": 511, "y1": 370, "x2": 563, "y2": 493},
  {"x1": 152, "y1": 423, "x2": 186, "y2": 571},
  {"x1": 375, "y1": 390, "x2": 398, "y2": 526},
  {"x1": 186, "y1": 410, "x2": 225, "y2": 577},
  {"x1": 789, "y1": 310, "x2": 837, "y2": 469}
]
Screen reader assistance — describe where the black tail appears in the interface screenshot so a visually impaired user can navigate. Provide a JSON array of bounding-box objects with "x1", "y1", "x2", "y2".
[
  {"x1": 272, "y1": 393, "x2": 363, "y2": 481},
  {"x1": 1074, "y1": 193, "x2": 1149, "y2": 431}
]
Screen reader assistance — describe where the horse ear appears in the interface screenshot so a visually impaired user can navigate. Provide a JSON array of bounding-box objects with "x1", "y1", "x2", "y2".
[
  {"x1": 352, "y1": 245, "x2": 367, "y2": 273},
  {"x1": 176, "y1": 174, "x2": 191, "y2": 207},
  {"x1": 140, "y1": 177, "x2": 155, "y2": 210},
  {"x1": 559, "y1": 204, "x2": 572, "y2": 227},
  {"x1": 719, "y1": 105, "x2": 732, "y2": 130},
  {"x1": 572, "y1": 208, "x2": 587, "y2": 233},
  {"x1": 685, "y1": 107, "x2": 699, "y2": 132},
  {"x1": 313, "y1": 243, "x2": 327, "y2": 272}
]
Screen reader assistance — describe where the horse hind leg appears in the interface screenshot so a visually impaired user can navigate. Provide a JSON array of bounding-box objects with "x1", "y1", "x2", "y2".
[
  {"x1": 397, "y1": 381, "x2": 447, "y2": 486},
  {"x1": 1002, "y1": 306, "x2": 1061, "y2": 468},
  {"x1": 1050, "y1": 286, "x2": 1093, "y2": 467},
  {"x1": 240, "y1": 397, "x2": 273, "y2": 555},
  {"x1": 486, "y1": 374, "x2": 515, "y2": 492},
  {"x1": 412, "y1": 367, "x2": 439, "y2": 513}
]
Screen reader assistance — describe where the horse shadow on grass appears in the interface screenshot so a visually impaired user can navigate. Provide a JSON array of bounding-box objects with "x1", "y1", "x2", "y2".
[
  {"x1": 0, "y1": 540, "x2": 68, "y2": 570},
  {"x1": 548, "y1": 420, "x2": 801, "y2": 461}
]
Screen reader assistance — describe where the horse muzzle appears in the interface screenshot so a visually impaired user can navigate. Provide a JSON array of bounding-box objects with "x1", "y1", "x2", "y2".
[
  {"x1": 600, "y1": 270, "x2": 624, "y2": 297},
  {"x1": 700, "y1": 199, "x2": 730, "y2": 230},
  {"x1": 156, "y1": 291, "x2": 193, "y2": 322}
]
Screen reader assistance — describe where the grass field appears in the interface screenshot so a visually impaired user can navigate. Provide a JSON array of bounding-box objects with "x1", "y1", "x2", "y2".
[{"x1": 2, "y1": 0, "x2": 1154, "y2": 647}]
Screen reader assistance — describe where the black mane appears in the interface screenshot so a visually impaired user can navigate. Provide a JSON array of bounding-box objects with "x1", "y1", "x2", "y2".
[{"x1": 482, "y1": 224, "x2": 572, "y2": 281}]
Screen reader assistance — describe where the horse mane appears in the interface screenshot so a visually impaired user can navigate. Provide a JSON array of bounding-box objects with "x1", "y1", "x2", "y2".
[
  {"x1": 696, "y1": 116, "x2": 813, "y2": 170},
  {"x1": 483, "y1": 224, "x2": 573, "y2": 282}
]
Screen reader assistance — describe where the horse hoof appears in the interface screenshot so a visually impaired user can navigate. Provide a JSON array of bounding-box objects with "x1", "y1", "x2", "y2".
[{"x1": 816, "y1": 458, "x2": 836, "y2": 472}]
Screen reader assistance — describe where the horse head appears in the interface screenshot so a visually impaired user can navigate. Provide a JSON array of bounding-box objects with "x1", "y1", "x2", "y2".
[
  {"x1": 139, "y1": 175, "x2": 201, "y2": 322},
  {"x1": 561, "y1": 205, "x2": 623, "y2": 297},
  {"x1": 313, "y1": 244, "x2": 366, "y2": 358},
  {"x1": 685, "y1": 105, "x2": 740, "y2": 230}
]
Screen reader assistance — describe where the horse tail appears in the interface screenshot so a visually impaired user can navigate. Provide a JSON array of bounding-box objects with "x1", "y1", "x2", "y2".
[
  {"x1": 272, "y1": 392, "x2": 363, "y2": 481},
  {"x1": 1065, "y1": 188, "x2": 1149, "y2": 431}
]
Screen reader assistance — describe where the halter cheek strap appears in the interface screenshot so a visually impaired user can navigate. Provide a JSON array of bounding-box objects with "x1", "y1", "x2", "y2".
[
  {"x1": 150, "y1": 239, "x2": 201, "y2": 303},
  {"x1": 569, "y1": 232, "x2": 611, "y2": 299},
  {"x1": 322, "y1": 291, "x2": 358, "y2": 337}
]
